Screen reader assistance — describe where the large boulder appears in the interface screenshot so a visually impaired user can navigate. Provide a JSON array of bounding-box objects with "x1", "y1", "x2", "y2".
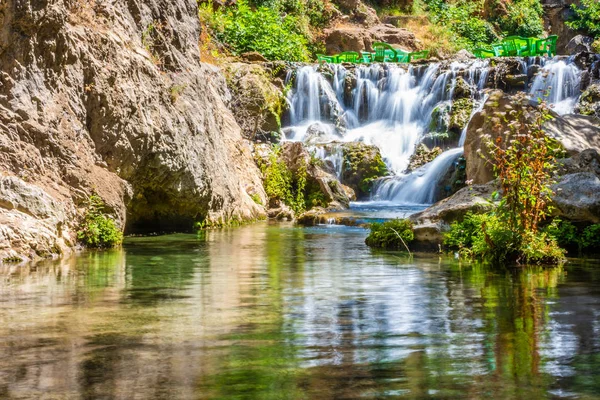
[
  {"x1": 224, "y1": 62, "x2": 285, "y2": 140},
  {"x1": 409, "y1": 184, "x2": 497, "y2": 248},
  {"x1": 544, "y1": 114, "x2": 600, "y2": 155},
  {"x1": 552, "y1": 173, "x2": 600, "y2": 223},
  {"x1": 323, "y1": 24, "x2": 419, "y2": 54},
  {"x1": 0, "y1": 0, "x2": 266, "y2": 260},
  {"x1": 566, "y1": 35, "x2": 595, "y2": 55},
  {"x1": 340, "y1": 142, "x2": 389, "y2": 199},
  {"x1": 465, "y1": 91, "x2": 600, "y2": 185},
  {"x1": 574, "y1": 84, "x2": 600, "y2": 120}
]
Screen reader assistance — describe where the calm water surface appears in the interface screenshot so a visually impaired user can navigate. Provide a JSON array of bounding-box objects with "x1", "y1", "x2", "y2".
[{"x1": 1, "y1": 222, "x2": 600, "y2": 399}]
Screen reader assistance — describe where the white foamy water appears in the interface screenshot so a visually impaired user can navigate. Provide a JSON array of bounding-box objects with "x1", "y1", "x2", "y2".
[{"x1": 283, "y1": 57, "x2": 582, "y2": 207}]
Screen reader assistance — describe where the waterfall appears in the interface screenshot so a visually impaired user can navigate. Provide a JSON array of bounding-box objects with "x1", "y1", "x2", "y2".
[
  {"x1": 283, "y1": 57, "x2": 582, "y2": 208},
  {"x1": 529, "y1": 58, "x2": 581, "y2": 115}
]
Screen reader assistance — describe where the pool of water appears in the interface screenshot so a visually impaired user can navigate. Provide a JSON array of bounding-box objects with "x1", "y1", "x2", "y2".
[{"x1": 1, "y1": 222, "x2": 600, "y2": 399}]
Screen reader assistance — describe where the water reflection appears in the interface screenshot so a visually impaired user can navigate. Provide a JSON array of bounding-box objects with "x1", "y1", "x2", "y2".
[{"x1": 0, "y1": 223, "x2": 599, "y2": 399}]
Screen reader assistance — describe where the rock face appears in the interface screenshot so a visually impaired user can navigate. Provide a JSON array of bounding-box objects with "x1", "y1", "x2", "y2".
[
  {"x1": 566, "y1": 35, "x2": 596, "y2": 55},
  {"x1": 541, "y1": 0, "x2": 579, "y2": 54},
  {"x1": 223, "y1": 62, "x2": 285, "y2": 140},
  {"x1": 465, "y1": 91, "x2": 600, "y2": 185},
  {"x1": 552, "y1": 173, "x2": 600, "y2": 223},
  {"x1": 409, "y1": 184, "x2": 497, "y2": 248},
  {"x1": 323, "y1": 25, "x2": 420, "y2": 54},
  {"x1": 0, "y1": 0, "x2": 266, "y2": 261}
]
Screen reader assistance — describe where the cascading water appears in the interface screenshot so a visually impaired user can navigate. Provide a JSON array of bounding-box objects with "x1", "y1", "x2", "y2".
[
  {"x1": 529, "y1": 58, "x2": 582, "y2": 116},
  {"x1": 283, "y1": 56, "x2": 583, "y2": 213}
]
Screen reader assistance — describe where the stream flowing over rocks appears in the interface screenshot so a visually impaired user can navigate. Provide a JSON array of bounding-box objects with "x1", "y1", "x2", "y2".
[
  {"x1": 277, "y1": 53, "x2": 600, "y2": 245},
  {"x1": 0, "y1": 0, "x2": 266, "y2": 262}
]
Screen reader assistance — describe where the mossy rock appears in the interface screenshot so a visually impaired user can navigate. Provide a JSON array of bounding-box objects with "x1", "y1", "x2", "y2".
[
  {"x1": 341, "y1": 142, "x2": 389, "y2": 199},
  {"x1": 408, "y1": 144, "x2": 443, "y2": 171},
  {"x1": 449, "y1": 98, "x2": 474, "y2": 133},
  {"x1": 575, "y1": 84, "x2": 600, "y2": 119}
]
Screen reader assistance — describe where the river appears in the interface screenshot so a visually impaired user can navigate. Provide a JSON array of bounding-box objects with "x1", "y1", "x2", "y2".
[{"x1": 1, "y1": 222, "x2": 599, "y2": 399}]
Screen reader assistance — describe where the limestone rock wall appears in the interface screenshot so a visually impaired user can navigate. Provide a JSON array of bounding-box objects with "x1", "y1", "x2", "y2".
[{"x1": 0, "y1": 0, "x2": 266, "y2": 261}]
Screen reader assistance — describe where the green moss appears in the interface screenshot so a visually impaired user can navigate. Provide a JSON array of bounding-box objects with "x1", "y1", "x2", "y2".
[
  {"x1": 251, "y1": 193, "x2": 263, "y2": 205},
  {"x1": 365, "y1": 219, "x2": 414, "y2": 250},
  {"x1": 77, "y1": 195, "x2": 123, "y2": 249},
  {"x1": 3, "y1": 256, "x2": 23, "y2": 264},
  {"x1": 449, "y1": 98, "x2": 474, "y2": 132},
  {"x1": 342, "y1": 144, "x2": 389, "y2": 198},
  {"x1": 257, "y1": 146, "x2": 309, "y2": 214}
]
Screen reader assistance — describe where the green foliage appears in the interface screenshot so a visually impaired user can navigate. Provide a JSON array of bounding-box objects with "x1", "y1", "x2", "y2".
[
  {"x1": 445, "y1": 213, "x2": 565, "y2": 264},
  {"x1": 77, "y1": 195, "x2": 123, "y2": 249},
  {"x1": 567, "y1": 0, "x2": 600, "y2": 37},
  {"x1": 251, "y1": 193, "x2": 263, "y2": 205},
  {"x1": 423, "y1": 0, "x2": 497, "y2": 50},
  {"x1": 365, "y1": 219, "x2": 414, "y2": 250},
  {"x1": 444, "y1": 98, "x2": 566, "y2": 265},
  {"x1": 542, "y1": 219, "x2": 579, "y2": 250},
  {"x1": 497, "y1": 0, "x2": 544, "y2": 37},
  {"x1": 594, "y1": 38, "x2": 600, "y2": 53},
  {"x1": 443, "y1": 212, "x2": 492, "y2": 256},
  {"x1": 199, "y1": 0, "x2": 311, "y2": 61},
  {"x1": 259, "y1": 147, "x2": 309, "y2": 214},
  {"x1": 582, "y1": 224, "x2": 600, "y2": 251}
]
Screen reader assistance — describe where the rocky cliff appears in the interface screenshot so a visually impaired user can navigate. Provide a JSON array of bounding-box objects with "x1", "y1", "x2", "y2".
[{"x1": 0, "y1": 0, "x2": 266, "y2": 262}]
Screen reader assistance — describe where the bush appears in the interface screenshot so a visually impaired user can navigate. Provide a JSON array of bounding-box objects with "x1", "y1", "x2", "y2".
[
  {"x1": 199, "y1": 0, "x2": 311, "y2": 61},
  {"x1": 542, "y1": 219, "x2": 579, "y2": 250},
  {"x1": 567, "y1": 0, "x2": 600, "y2": 38},
  {"x1": 581, "y1": 224, "x2": 600, "y2": 252},
  {"x1": 445, "y1": 213, "x2": 565, "y2": 264},
  {"x1": 366, "y1": 219, "x2": 414, "y2": 250},
  {"x1": 77, "y1": 195, "x2": 123, "y2": 249},
  {"x1": 424, "y1": 0, "x2": 498, "y2": 50},
  {"x1": 498, "y1": 0, "x2": 544, "y2": 37},
  {"x1": 259, "y1": 147, "x2": 308, "y2": 214}
]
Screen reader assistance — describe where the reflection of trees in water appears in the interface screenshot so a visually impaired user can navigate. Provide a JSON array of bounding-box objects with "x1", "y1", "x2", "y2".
[{"x1": 2, "y1": 227, "x2": 600, "y2": 399}]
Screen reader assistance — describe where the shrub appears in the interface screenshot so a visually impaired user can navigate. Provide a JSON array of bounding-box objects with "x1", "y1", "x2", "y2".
[
  {"x1": 567, "y1": 0, "x2": 600, "y2": 38},
  {"x1": 424, "y1": 0, "x2": 498, "y2": 50},
  {"x1": 366, "y1": 219, "x2": 414, "y2": 250},
  {"x1": 498, "y1": 0, "x2": 544, "y2": 37},
  {"x1": 581, "y1": 224, "x2": 600, "y2": 252},
  {"x1": 199, "y1": 0, "x2": 311, "y2": 61},
  {"x1": 444, "y1": 96, "x2": 566, "y2": 265},
  {"x1": 542, "y1": 219, "x2": 579, "y2": 250},
  {"x1": 77, "y1": 195, "x2": 123, "y2": 249},
  {"x1": 259, "y1": 147, "x2": 308, "y2": 214}
]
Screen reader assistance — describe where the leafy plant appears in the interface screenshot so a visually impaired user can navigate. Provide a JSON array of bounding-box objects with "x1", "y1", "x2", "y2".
[
  {"x1": 497, "y1": 0, "x2": 544, "y2": 37},
  {"x1": 199, "y1": 0, "x2": 311, "y2": 61},
  {"x1": 581, "y1": 224, "x2": 600, "y2": 252},
  {"x1": 365, "y1": 219, "x2": 414, "y2": 250},
  {"x1": 567, "y1": 0, "x2": 600, "y2": 37},
  {"x1": 259, "y1": 147, "x2": 309, "y2": 214},
  {"x1": 77, "y1": 195, "x2": 123, "y2": 249}
]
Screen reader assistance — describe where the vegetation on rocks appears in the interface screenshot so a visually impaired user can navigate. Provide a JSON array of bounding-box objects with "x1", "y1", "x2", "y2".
[
  {"x1": 567, "y1": 0, "x2": 600, "y2": 38},
  {"x1": 444, "y1": 96, "x2": 566, "y2": 265},
  {"x1": 366, "y1": 219, "x2": 414, "y2": 250},
  {"x1": 77, "y1": 196, "x2": 123, "y2": 249},
  {"x1": 199, "y1": 0, "x2": 325, "y2": 61},
  {"x1": 342, "y1": 143, "x2": 388, "y2": 198}
]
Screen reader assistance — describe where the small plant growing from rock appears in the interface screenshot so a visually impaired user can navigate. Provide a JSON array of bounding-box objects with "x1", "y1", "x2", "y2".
[
  {"x1": 169, "y1": 84, "x2": 187, "y2": 103},
  {"x1": 77, "y1": 195, "x2": 123, "y2": 249}
]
